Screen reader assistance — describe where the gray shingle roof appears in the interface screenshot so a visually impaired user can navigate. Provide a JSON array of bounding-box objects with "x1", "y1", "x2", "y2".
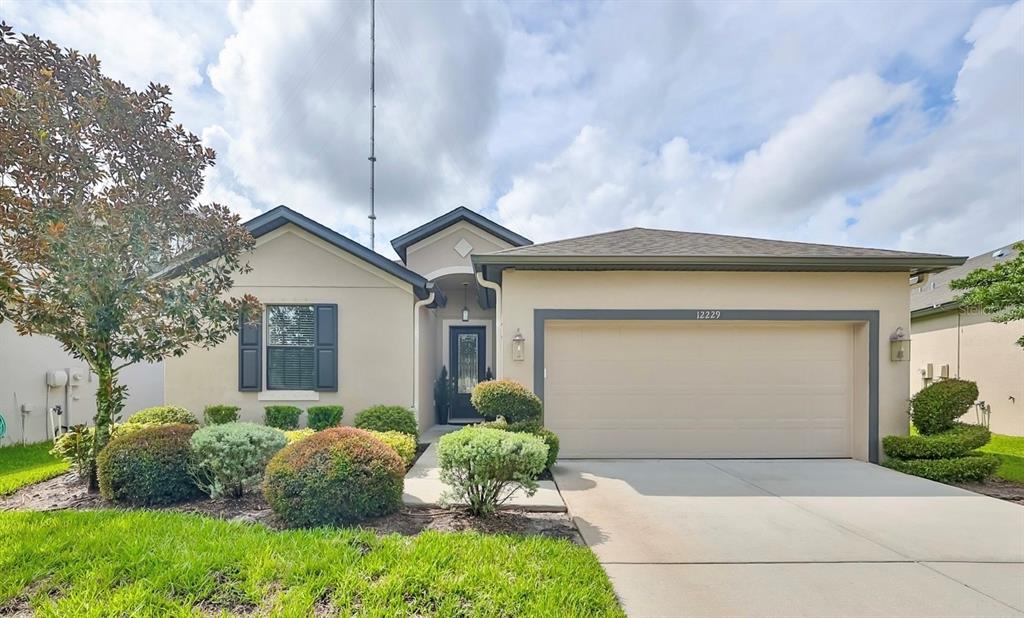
[
  {"x1": 486, "y1": 227, "x2": 955, "y2": 260},
  {"x1": 910, "y1": 242, "x2": 1021, "y2": 315}
]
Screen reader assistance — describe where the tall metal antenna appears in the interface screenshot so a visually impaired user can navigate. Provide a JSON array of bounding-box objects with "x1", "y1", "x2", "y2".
[{"x1": 368, "y1": 0, "x2": 377, "y2": 251}]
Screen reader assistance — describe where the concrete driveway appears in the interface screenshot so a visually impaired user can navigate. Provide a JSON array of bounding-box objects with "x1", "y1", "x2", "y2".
[{"x1": 553, "y1": 459, "x2": 1024, "y2": 617}]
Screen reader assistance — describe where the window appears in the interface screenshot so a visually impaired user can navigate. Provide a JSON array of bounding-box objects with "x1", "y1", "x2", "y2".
[{"x1": 267, "y1": 305, "x2": 316, "y2": 390}]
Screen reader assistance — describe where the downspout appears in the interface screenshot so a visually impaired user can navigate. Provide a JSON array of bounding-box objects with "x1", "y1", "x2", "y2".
[
  {"x1": 412, "y1": 287, "x2": 436, "y2": 418},
  {"x1": 476, "y1": 271, "x2": 502, "y2": 378}
]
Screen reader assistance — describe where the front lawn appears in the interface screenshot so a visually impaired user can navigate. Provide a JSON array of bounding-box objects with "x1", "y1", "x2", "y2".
[
  {"x1": 978, "y1": 433, "x2": 1024, "y2": 483},
  {"x1": 0, "y1": 441, "x2": 68, "y2": 496},
  {"x1": 0, "y1": 510, "x2": 623, "y2": 616}
]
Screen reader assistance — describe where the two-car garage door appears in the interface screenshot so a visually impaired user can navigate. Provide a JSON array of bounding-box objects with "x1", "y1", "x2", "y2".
[{"x1": 543, "y1": 320, "x2": 854, "y2": 458}]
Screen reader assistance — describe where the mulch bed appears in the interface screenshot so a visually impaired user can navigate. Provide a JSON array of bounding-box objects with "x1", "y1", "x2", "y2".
[
  {"x1": 0, "y1": 472, "x2": 582, "y2": 543},
  {"x1": 955, "y1": 477, "x2": 1024, "y2": 503}
]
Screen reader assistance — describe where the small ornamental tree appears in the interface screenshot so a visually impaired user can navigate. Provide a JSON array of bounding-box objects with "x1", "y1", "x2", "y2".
[
  {"x1": 0, "y1": 25, "x2": 259, "y2": 489},
  {"x1": 951, "y1": 242, "x2": 1024, "y2": 347}
]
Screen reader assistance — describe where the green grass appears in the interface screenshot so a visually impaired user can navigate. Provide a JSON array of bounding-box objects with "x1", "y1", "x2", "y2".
[
  {"x1": 0, "y1": 441, "x2": 69, "y2": 496},
  {"x1": 978, "y1": 433, "x2": 1024, "y2": 483},
  {"x1": 0, "y1": 510, "x2": 623, "y2": 616}
]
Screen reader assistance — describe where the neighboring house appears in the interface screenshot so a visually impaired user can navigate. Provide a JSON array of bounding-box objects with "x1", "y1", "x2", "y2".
[
  {"x1": 0, "y1": 323, "x2": 164, "y2": 444},
  {"x1": 164, "y1": 205, "x2": 963, "y2": 463},
  {"x1": 910, "y1": 243, "x2": 1024, "y2": 436}
]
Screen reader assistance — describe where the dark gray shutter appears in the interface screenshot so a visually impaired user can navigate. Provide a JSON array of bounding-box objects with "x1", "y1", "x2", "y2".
[
  {"x1": 314, "y1": 304, "x2": 338, "y2": 391},
  {"x1": 238, "y1": 312, "x2": 262, "y2": 391}
]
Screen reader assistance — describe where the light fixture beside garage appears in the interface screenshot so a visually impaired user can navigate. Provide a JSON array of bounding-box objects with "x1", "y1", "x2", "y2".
[
  {"x1": 511, "y1": 329, "x2": 526, "y2": 361},
  {"x1": 890, "y1": 327, "x2": 910, "y2": 362}
]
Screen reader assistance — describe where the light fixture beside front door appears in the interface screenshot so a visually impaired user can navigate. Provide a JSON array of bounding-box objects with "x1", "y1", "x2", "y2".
[{"x1": 461, "y1": 282, "x2": 469, "y2": 322}]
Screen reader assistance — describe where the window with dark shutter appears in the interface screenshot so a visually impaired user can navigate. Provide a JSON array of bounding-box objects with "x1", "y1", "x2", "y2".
[
  {"x1": 238, "y1": 313, "x2": 262, "y2": 391},
  {"x1": 265, "y1": 304, "x2": 337, "y2": 391}
]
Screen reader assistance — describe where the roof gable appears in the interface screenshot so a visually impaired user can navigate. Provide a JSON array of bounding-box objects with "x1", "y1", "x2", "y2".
[
  {"x1": 245, "y1": 205, "x2": 430, "y2": 299},
  {"x1": 390, "y1": 206, "x2": 531, "y2": 263},
  {"x1": 911, "y1": 241, "x2": 1021, "y2": 315}
]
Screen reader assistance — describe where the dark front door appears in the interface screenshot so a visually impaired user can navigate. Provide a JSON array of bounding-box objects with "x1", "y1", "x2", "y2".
[{"x1": 449, "y1": 326, "x2": 486, "y2": 422}]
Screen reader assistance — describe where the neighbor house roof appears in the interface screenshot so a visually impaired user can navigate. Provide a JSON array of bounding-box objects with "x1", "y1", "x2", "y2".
[
  {"x1": 473, "y1": 227, "x2": 965, "y2": 282},
  {"x1": 390, "y1": 206, "x2": 532, "y2": 263},
  {"x1": 910, "y1": 242, "x2": 1021, "y2": 318},
  {"x1": 246, "y1": 205, "x2": 432, "y2": 299}
]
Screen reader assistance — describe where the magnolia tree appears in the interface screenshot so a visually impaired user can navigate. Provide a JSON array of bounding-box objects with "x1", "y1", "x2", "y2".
[
  {"x1": 0, "y1": 24, "x2": 259, "y2": 488},
  {"x1": 952, "y1": 242, "x2": 1024, "y2": 348}
]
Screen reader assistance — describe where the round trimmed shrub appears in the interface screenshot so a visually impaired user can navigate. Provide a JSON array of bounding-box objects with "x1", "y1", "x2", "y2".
[
  {"x1": 263, "y1": 427, "x2": 405, "y2": 526},
  {"x1": 366, "y1": 430, "x2": 417, "y2": 468},
  {"x1": 883, "y1": 423, "x2": 991, "y2": 460},
  {"x1": 97, "y1": 423, "x2": 201, "y2": 505},
  {"x1": 535, "y1": 428, "x2": 560, "y2": 471},
  {"x1": 282, "y1": 428, "x2": 315, "y2": 444},
  {"x1": 127, "y1": 405, "x2": 197, "y2": 426},
  {"x1": 470, "y1": 380, "x2": 542, "y2": 424},
  {"x1": 189, "y1": 422, "x2": 287, "y2": 499},
  {"x1": 883, "y1": 453, "x2": 999, "y2": 483},
  {"x1": 307, "y1": 405, "x2": 344, "y2": 431},
  {"x1": 204, "y1": 405, "x2": 240, "y2": 425},
  {"x1": 437, "y1": 426, "x2": 548, "y2": 515},
  {"x1": 911, "y1": 379, "x2": 979, "y2": 435},
  {"x1": 264, "y1": 405, "x2": 301, "y2": 430},
  {"x1": 354, "y1": 405, "x2": 418, "y2": 438}
]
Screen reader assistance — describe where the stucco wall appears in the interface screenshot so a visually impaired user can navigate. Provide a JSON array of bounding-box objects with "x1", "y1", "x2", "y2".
[
  {"x1": 164, "y1": 226, "x2": 416, "y2": 427},
  {"x1": 405, "y1": 221, "x2": 513, "y2": 279},
  {"x1": 0, "y1": 322, "x2": 164, "y2": 444},
  {"x1": 911, "y1": 310, "x2": 1024, "y2": 435},
  {"x1": 498, "y1": 270, "x2": 912, "y2": 462}
]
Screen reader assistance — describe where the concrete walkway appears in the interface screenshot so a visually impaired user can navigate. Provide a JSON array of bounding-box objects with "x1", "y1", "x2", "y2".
[
  {"x1": 402, "y1": 441, "x2": 566, "y2": 512},
  {"x1": 554, "y1": 459, "x2": 1024, "y2": 617}
]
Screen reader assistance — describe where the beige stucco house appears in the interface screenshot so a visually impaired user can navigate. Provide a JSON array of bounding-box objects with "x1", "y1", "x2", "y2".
[
  {"x1": 910, "y1": 243, "x2": 1023, "y2": 436},
  {"x1": 164, "y1": 205, "x2": 964, "y2": 463}
]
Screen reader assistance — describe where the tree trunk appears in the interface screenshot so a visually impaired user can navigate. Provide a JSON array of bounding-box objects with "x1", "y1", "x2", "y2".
[{"x1": 88, "y1": 361, "x2": 119, "y2": 492}]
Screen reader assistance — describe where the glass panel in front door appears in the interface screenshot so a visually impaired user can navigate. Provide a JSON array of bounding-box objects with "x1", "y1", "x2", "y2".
[{"x1": 457, "y1": 333, "x2": 479, "y2": 393}]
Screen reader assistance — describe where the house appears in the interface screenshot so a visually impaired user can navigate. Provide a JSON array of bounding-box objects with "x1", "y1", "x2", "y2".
[
  {"x1": 910, "y1": 243, "x2": 1023, "y2": 436},
  {"x1": 0, "y1": 323, "x2": 164, "y2": 444},
  {"x1": 164, "y1": 205, "x2": 964, "y2": 462}
]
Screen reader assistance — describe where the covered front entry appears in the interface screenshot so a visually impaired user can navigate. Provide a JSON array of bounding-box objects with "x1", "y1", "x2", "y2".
[
  {"x1": 542, "y1": 317, "x2": 866, "y2": 458},
  {"x1": 448, "y1": 325, "x2": 486, "y2": 422}
]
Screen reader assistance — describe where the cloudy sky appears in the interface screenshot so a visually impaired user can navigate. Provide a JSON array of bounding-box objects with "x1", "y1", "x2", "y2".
[{"x1": 6, "y1": 0, "x2": 1023, "y2": 258}]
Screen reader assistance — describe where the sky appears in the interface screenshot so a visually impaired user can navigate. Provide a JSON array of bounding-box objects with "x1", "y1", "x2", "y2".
[{"x1": 5, "y1": 0, "x2": 1023, "y2": 259}]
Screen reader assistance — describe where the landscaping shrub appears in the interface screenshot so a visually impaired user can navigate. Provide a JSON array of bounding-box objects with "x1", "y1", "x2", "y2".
[
  {"x1": 366, "y1": 430, "x2": 417, "y2": 468},
  {"x1": 263, "y1": 427, "x2": 405, "y2": 526},
  {"x1": 471, "y1": 380, "x2": 542, "y2": 424},
  {"x1": 189, "y1": 422, "x2": 287, "y2": 499},
  {"x1": 911, "y1": 379, "x2": 979, "y2": 435},
  {"x1": 307, "y1": 405, "x2": 344, "y2": 431},
  {"x1": 883, "y1": 423, "x2": 991, "y2": 460},
  {"x1": 883, "y1": 452, "x2": 1000, "y2": 483},
  {"x1": 534, "y1": 428, "x2": 560, "y2": 471},
  {"x1": 126, "y1": 405, "x2": 197, "y2": 426},
  {"x1": 96, "y1": 424, "x2": 201, "y2": 505},
  {"x1": 437, "y1": 426, "x2": 548, "y2": 516},
  {"x1": 354, "y1": 405, "x2": 418, "y2": 437},
  {"x1": 264, "y1": 405, "x2": 301, "y2": 430},
  {"x1": 51, "y1": 423, "x2": 147, "y2": 478},
  {"x1": 203, "y1": 405, "x2": 240, "y2": 425},
  {"x1": 282, "y1": 428, "x2": 315, "y2": 444}
]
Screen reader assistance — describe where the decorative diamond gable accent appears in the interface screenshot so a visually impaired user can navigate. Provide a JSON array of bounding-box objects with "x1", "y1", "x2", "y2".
[{"x1": 454, "y1": 238, "x2": 474, "y2": 258}]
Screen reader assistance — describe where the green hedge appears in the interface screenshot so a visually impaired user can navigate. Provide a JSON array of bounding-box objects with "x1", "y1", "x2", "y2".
[
  {"x1": 470, "y1": 380, "x2": 542, "y2": 424},
  {"x1": 307, "y1": 405, "x2": 344, "y2": 431},
  {"x1": 883, "y1": 423, "x2": 991, "y2": 460},
  {"x1": 203, "y1": 405, "x2": 240, "y2": 425},
  {"x1": 911, "y1": 379, "x2": 978, "y2": 435},
  {"x1": 96, "y1": 424, "x2": 201, "y2": 505},
  {"x1": 354, "y1": 405, "x2": 418, "y2": 438},
  {"x1": 264, "y1": 405, "x2": 301, "y2": 430},
  {"x1": 127, "y1": 406, "x2": 197, "y2": 426},
  {"x1": 883, "y1": 453, "x2": 1000, "y2": 483}
]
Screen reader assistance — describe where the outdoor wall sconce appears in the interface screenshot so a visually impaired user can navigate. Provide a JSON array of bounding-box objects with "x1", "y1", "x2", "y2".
[
  {"x1": 890, "y1": 326, "x2": 910, "y2": 362},
  {"x1": 461, "y1": 283, "x2": 469, "y2": 322},
  {"x1": 511, "y1": 329, "x2": 526, "y2": 362}
]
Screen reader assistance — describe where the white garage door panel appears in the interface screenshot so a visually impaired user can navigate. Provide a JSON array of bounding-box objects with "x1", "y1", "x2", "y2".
[{"x1": 545, "y1": 321, "x2": 853, "y2": 458}]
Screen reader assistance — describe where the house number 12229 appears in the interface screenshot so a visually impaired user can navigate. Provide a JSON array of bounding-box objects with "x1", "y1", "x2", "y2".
[{"x1": 696, "y1": 310, "x2": 721, "y2": 320}]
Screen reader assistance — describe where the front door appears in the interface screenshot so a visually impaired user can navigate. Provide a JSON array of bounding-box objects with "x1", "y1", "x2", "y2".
[{"x1": 449, "y1": 326, "x2": 486, "y2": 422}]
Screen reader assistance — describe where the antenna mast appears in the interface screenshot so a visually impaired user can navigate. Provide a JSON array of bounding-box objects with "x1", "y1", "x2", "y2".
[{"x1": 368, "y1": 0, "x2": 377, "y2": 251}]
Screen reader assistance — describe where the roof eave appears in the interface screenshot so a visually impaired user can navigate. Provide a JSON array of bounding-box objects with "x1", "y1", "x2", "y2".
[
  {"x1": 910, "y1": 301, "x2": 961, "y2": 319},
  {"x1": 390, "y1": 207, "x2": 532, "y2": 263}
]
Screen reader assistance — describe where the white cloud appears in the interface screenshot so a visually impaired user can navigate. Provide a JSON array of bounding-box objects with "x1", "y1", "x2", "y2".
[{"x1": 497, "y1": 1, "x2": 1024, "y2": 256}]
